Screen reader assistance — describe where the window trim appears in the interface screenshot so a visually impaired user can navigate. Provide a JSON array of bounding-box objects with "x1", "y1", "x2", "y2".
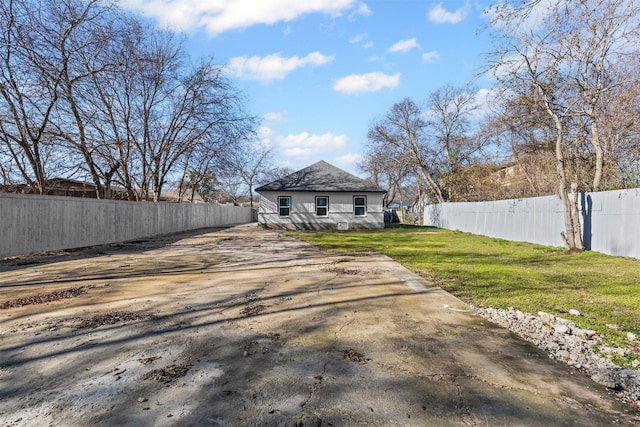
[
  {"x1": 315, "y1": 196, "x2": 329, "y2": 217},
  {"x1": 278, "y1": 196, "x2": 291, "y2": 217},
  {"x1": 353, "y1": 195, "x2": 366, "y2": 216}
]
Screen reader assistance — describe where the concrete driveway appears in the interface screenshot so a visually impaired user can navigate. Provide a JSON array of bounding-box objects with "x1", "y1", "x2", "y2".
[{"x1": 1, "y1": 224, "x2": 639, "y2": 426}]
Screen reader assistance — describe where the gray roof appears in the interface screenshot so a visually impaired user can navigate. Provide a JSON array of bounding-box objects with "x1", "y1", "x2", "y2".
[{"x1": 256, "y1": 160, "x2": 386, "y2": 193}]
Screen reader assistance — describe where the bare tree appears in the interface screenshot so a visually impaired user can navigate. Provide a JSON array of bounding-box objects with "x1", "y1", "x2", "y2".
[
  {"x1": 140, "y1": 58, "x2": 257, "y2": 201},
  {"x1": 0, "y1": 0, "x2": 258, "y2": 203},
  {"x1": 601, "y1": 63, "x2": 640, "y2": 188},
  {"x1": 488, "y1": 2, "x2": 578, "y2": 249},
  {"x1": 561, "y1": 0, "x2": 640, "y2": 191},
  {"x1": 177, "y1": 138, "x2": 228, "y2": 203},
  {"x1": 46, "y1": 0, "x2": 124, "y2": 198},
  {"x1": 367, "y1": 98, "x2": 445, "y2": 203},
  {"x1": 486, "y1": 91, "x2": 558, "y2": 198},
  {"x1": 425, "y1": 84, "x2": 490, "y2": 201},
  {"x1": 487, "y1": 0, "x2": 640, "y2": 249},
  {"x1": 0, "y1": 0, "x2": 84, "y2": 193},
  {"x1": 359, "y1": 141, "x2": 414, "y2": 208},
  {"x1": 79, "y1": 21, "x2": 257, "y2": 201},
  {"x1": 260, "y1": 166, "x2": 294, "y2": 184},
  {"x1": 81, "y1": 19, "x2": 158, "y2": 201},
  {"x1": 217, "y1": 139, "x2": 272, "y2": 207},
  {"x1": 365, "y1": 87, "x2": 490, "y2": 205}
]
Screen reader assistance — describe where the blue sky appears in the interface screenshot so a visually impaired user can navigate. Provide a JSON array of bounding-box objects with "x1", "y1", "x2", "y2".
[{"x1": 120, "y1": 0, "x2": 495, "y2": 176}]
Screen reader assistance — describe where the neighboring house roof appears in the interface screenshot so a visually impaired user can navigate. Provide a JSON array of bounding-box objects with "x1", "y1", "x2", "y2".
[
  {"x1": 2, "y1": 178, "x2": 130, "y2": 199},
  {"x1": 388, "y1": 201, "x2": 413, "y2": 209},
  {"x1": 256, "y1": 160, "x2": 386, "y2": 193}
]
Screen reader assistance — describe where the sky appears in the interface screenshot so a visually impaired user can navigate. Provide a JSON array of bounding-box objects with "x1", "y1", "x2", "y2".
[{"x1": 119, "y1": 0, "x2": 496, "y2": 177}]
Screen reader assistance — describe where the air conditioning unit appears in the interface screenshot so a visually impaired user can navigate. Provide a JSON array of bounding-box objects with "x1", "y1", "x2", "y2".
[{"x1": 337, "y1": 222, "x2": 349, "y2": 231}]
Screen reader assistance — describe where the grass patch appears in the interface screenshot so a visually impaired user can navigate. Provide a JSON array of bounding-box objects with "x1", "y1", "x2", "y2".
[{"x1": 288, "y1": 225, "x2": 640, "y2": 366}]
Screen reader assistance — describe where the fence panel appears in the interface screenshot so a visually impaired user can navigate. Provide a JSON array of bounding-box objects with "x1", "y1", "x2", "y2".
[
  {"x1": 424, "y1": 188, "x2": 640, "y2": 259},
  {"x1": 0, "y1": 193, "x2": 253, "y2": 258}
]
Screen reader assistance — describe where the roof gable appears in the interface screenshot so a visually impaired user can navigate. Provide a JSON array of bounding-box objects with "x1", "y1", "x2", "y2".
[{"x1": 256, "y1": 160, "x2": 385, "y2": 193}]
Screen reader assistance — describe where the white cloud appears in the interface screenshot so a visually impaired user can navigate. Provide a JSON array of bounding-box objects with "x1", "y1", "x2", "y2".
[
  {"x1": 421, "y1": 50, "x2": 440, "y2": 63},
  {"x1": 428, "y1": 1, "x2": 469, "y2": 24},
  {"x1": 472, "y1": 87, "x2": 499, "y2": 119},
  {"x1": 349, "y1": 33, "x2": 368, "y2": 44},
  {"x1": 348, "y1": 2, "x2": 372, "y2": 20},
  {"x1": 263, "y1": 111, "x2": 287, "y2": 123},
  {"x1": 474, "y1": 87, "x2": 492, "y2": 105},
  {"x1": 388, "y1": 38, "x2": 421, "y2": 53},
  {"x1": 120, "y1": 0, "x2": 359, "y2": 35},
  {"x1": 354, "y1": 2, "x2": 372, "y2": 16},
  {"x1": 333, "y1": 72, "x2": 400, "y2": 94},
  {"x1": 228, "y1": 52, "x2": 334, "y2": 83},
  {"x1": 349, "y1": 33, "x2": 373, "y2": 49},
  {"x1": 334, "y1": 153, "x2": 363, "y2": 169},
  {"x1": 275, "y1": 132, "x2": 348, "y2": 158},
  {"x1": 256, "y1": 126, "x2": 275, "y2": 149}
]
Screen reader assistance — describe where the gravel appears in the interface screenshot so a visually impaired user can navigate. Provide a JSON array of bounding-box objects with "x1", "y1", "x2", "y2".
[{"x1": 476, "y1": 306, "x2": 640, "y2": 408}]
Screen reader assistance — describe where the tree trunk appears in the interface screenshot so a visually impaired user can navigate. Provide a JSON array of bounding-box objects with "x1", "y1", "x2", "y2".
[
  {"x1": 555, "y1": 132, "x2": 583, "y2": 250},
  {"x1": 569, "y1": 181, "x2": 583, "y2": 248},
  {"x1": 416, "y1": 190, "x2": 426, "y2": 225},
  {"x1": 417, "y1": 164, "x2": 445, "y2": 204},
  {"x1": 531, "y1": 52, "x2": 584, "y2": 251},
  {"x1": 589, "y1": 114, "x2": 604, "y2": 192}
]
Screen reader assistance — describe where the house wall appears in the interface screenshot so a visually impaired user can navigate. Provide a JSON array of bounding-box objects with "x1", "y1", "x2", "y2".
[
  {"x1": 0, "y1": 193, "x2": 253, "y2": 258},
  {"x1": 423, "y1": 188, "x2": 640, "y2": 259},
  {"x1": 258, "y1": 191, "x2": 384, "y2": 230}
]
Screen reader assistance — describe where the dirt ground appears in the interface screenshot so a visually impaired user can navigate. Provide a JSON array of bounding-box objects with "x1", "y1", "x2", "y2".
[{"x1": 1, "y1": 223, "x2": 639, "y2": 426}]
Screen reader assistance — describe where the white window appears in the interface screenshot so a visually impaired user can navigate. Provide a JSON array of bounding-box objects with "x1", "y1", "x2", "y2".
[
  {"x1": 278, "y1": 196, "x2": 291, "y2": 216},
  {"x1": 354, "y1": 196, "x2": 366, "y2": 216},
  {"x1": 315, "y1": 196, "x2": 328, "y2": 216}
]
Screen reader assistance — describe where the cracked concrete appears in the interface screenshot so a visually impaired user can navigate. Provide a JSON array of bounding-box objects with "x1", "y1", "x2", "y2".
[{"x1": 1, "y1": 223, "x2": 639, "y2": 426}]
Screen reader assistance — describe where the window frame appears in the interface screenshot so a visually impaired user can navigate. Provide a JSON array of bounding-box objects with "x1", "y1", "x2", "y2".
[
  {"x1": 353, "y1": 195, "x2": 367, "y2": 216},
  {"x1": 278, "y1": 196, "x2": 291, "y2": 217},
  {"x1": 315, "y1": 196, "x2": 329, "y2": 217}
]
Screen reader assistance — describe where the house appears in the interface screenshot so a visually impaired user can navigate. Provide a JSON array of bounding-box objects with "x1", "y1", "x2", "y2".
[
  {"x1": 1, "y1": 178, "x2": 216, "y2": 203},
  {"x1": 255, "y1": 160, "x2": 386, "y2": 230},
  {"x1": 387, "y1": 200, "x2": 414, "y2": 213}
]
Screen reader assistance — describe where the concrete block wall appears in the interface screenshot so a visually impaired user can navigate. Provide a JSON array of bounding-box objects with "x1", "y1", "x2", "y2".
[
  {"x1": 424, "y1": 188, "x2": 640, "y2": 260},
  {"x1": 0, "y1": 193, "x2": 253, "y2": 258}
]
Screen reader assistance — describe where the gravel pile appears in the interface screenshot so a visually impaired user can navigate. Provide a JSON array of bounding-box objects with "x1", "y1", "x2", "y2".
[
  {"x1": 476, "y1": 306, "x2": 640, "y2": 407},
  {"x1": 74, "y1": 311, "x2": 150, "y2": 330},
  {"x1": 142, "y1": 364, "x2": 191, "y2": 383},
  {"x1": 0, "y1": 286, "x2": 88, "y2": 309}
]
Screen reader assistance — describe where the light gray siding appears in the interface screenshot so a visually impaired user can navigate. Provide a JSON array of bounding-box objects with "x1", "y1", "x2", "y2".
[{"x1": 258, "y1": 191, "x2": 384, "y2": 230}]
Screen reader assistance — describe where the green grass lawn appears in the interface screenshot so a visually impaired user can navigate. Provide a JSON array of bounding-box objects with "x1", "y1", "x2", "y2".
[{"x1": 288, "y1": 225, "x2": 640, "y2": 366}]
